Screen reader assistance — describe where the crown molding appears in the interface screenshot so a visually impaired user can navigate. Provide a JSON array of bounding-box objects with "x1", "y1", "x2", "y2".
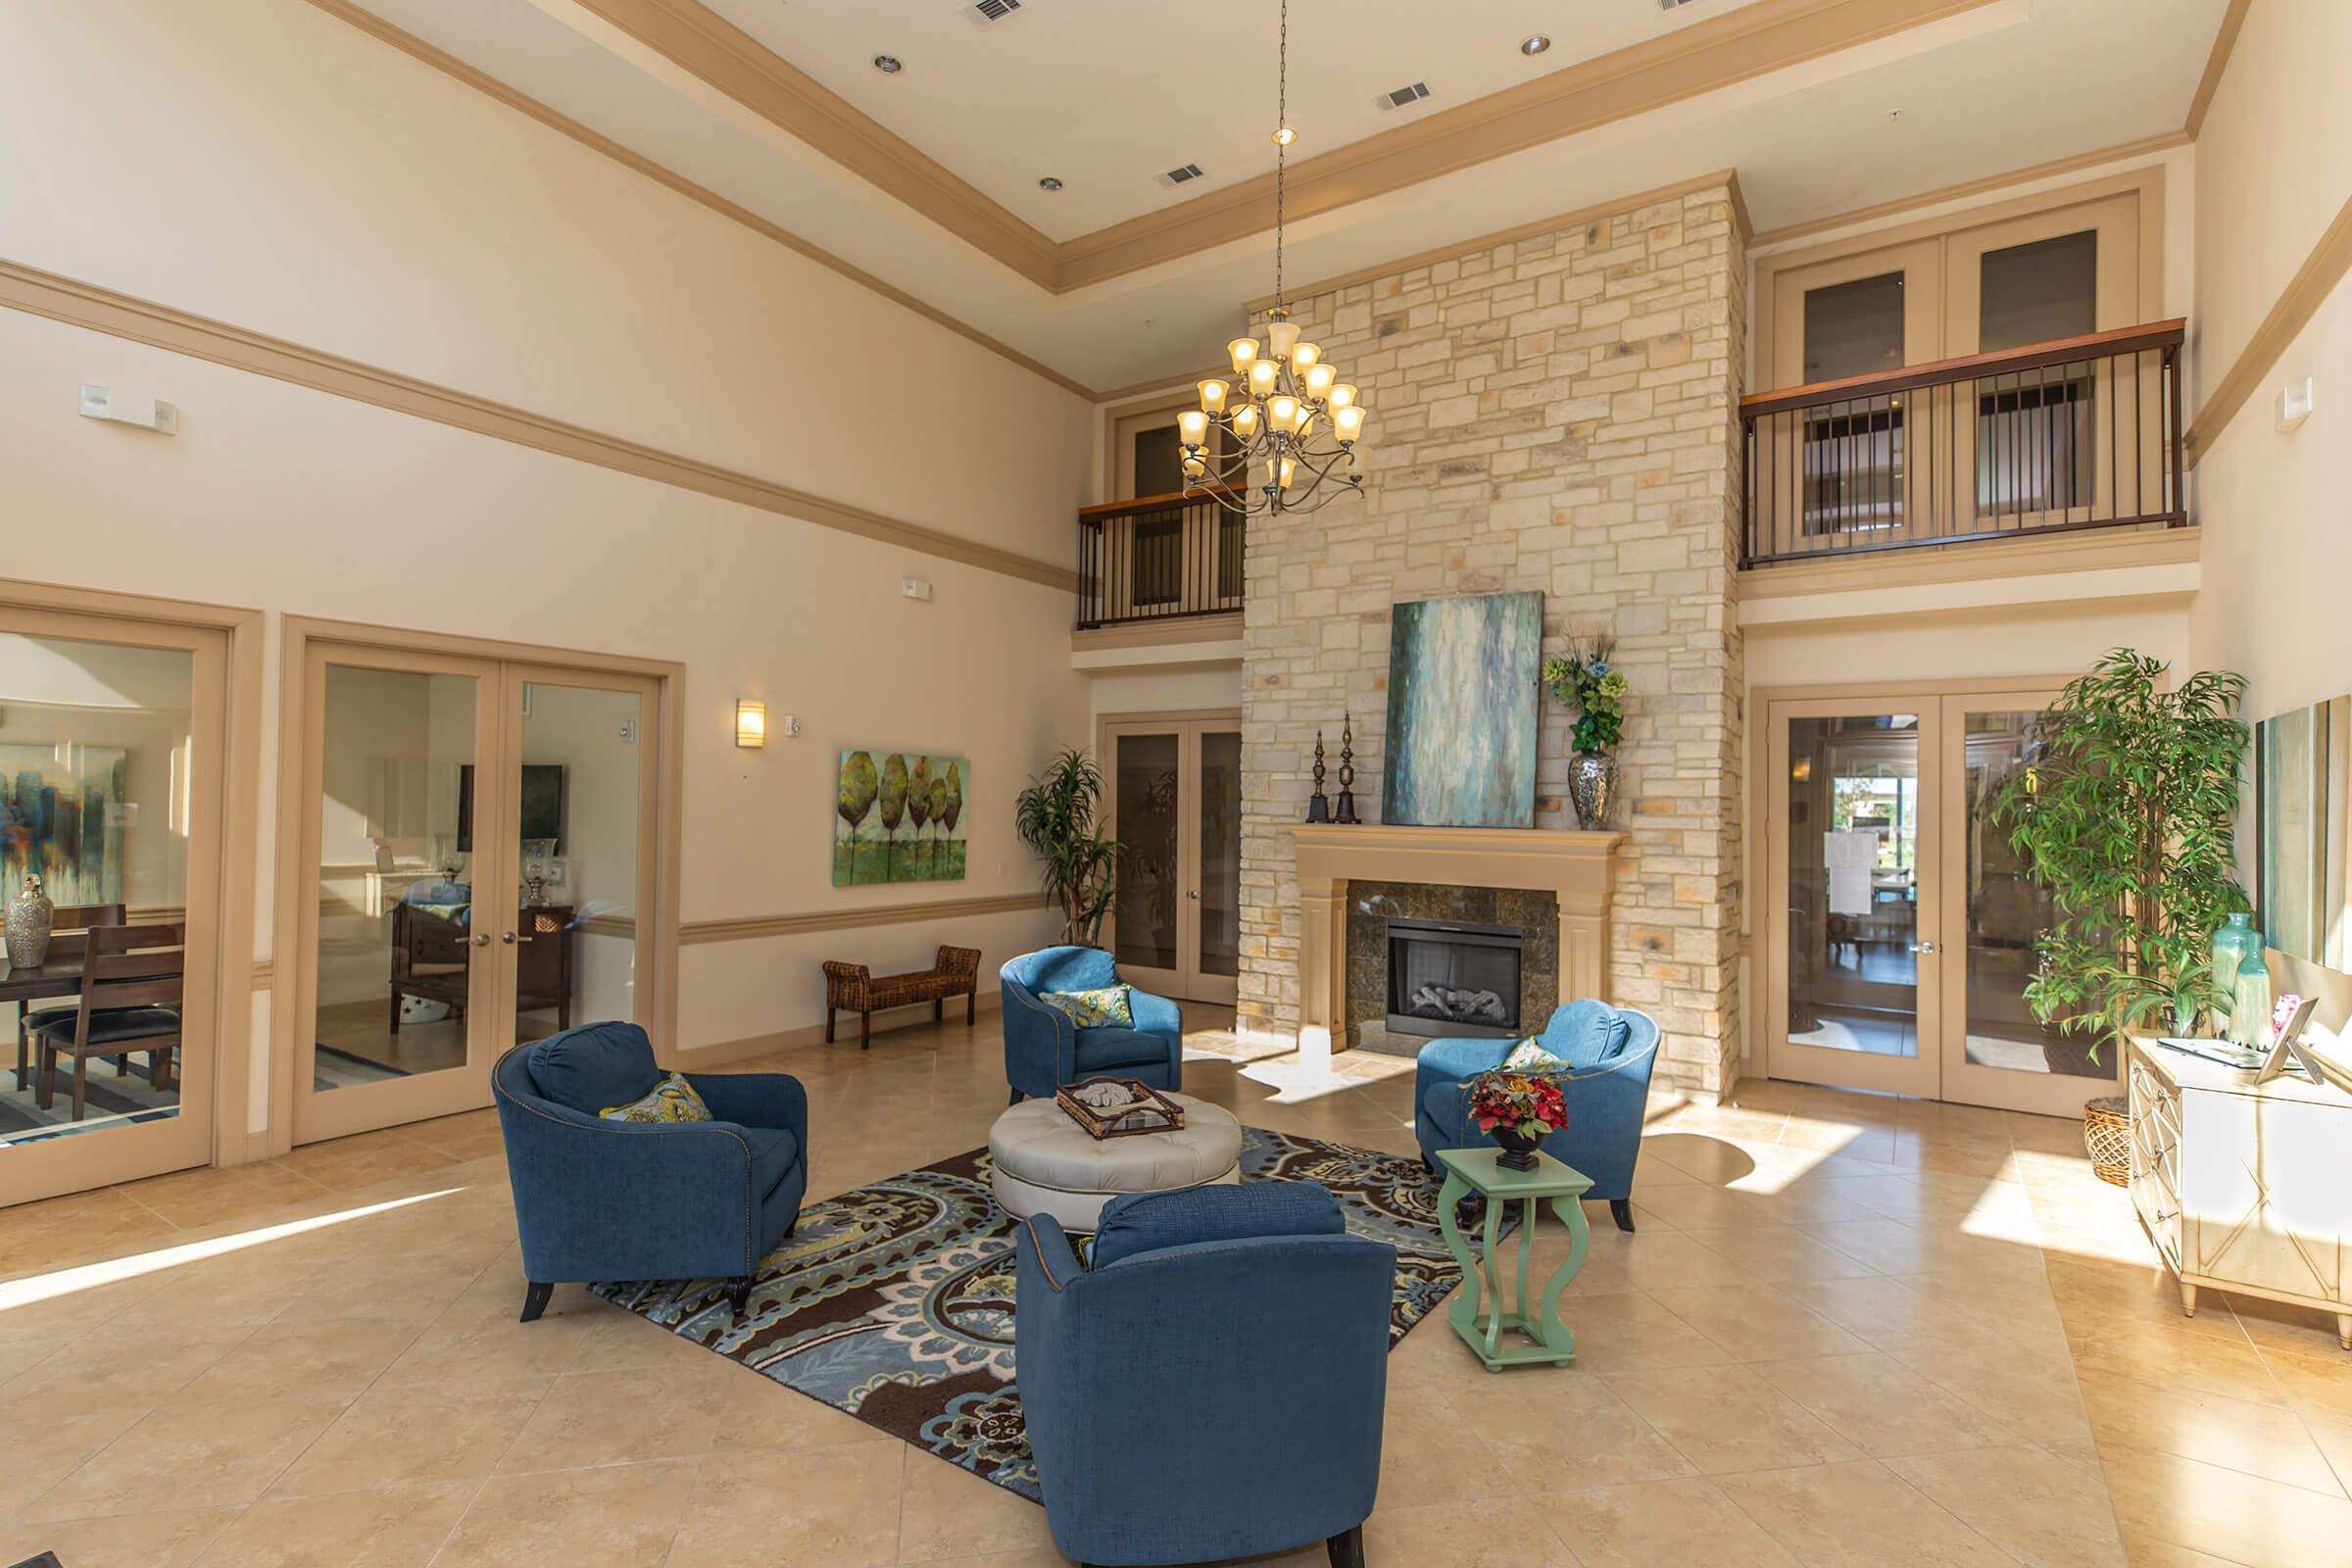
[
  {"x1": 358, "y1": 0, "x2": 1996, "y2": 300},
  {"x1": 568, "y1": 0, "x2": 1060, "y2": 288},
  {"x1": 2183, "y1": 0, "x2": 2255, "y2": 140},
  {"x1": 0, "y1": 256, "x2": 1080, "y2": 592},
  {"x1": 1055, "y1": 0, "x2": 1995, "y2": 292}
]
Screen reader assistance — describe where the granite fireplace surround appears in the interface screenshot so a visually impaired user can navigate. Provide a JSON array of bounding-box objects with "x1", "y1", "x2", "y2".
[{"x1": 1345, "y1": 880, "x2": 1559, "y2": 1054}]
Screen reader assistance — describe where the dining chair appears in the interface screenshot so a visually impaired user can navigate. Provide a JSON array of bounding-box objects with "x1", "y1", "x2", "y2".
[
  {"x1": 13, "y1": 902, "x2": 127, "y2": 1091},
  {"x1": 29, "y1": 922, "x2": 183, "y2": 1122}
]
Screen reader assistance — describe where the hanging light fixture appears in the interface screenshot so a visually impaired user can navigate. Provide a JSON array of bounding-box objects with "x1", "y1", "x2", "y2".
[{"x1": 1179, "y1": 0, "x2": 1367, "y2": 518}]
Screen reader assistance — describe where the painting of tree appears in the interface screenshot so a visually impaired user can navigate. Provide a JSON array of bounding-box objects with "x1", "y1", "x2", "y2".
[{"x1": 833, "y1": 749, "x2": 971, "y2": 886}]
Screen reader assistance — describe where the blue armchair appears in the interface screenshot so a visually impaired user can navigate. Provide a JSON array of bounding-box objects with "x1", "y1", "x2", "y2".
[
  {"x1": 491, "y1": 1020, "x2": 808, "y2": 1322},
  {"x1": 1000, "y1": 946, "x2": 1182, "y2": 1104},
  {"x1": 1015, "y1": 1183, "x2": 1393, "y2": 1567},
  {"x1": 1414, "y1": 1000, "x2": 1660, "y2": 1233}
]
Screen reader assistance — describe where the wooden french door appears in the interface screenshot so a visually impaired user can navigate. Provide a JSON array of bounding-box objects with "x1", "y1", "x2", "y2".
[
  {"x1": 0, "y1": 604, "x2": 229, "y2": 1204},
  {"x1": 1102, "y1": 712, "x2": 1242, "y2": 1005},
  {"x1": 1764, "y1": 683, "x2": 2113, "y2": 1115},
  {"x1": 286, "y1": 636, "x2": 667, "y2": 1144}
]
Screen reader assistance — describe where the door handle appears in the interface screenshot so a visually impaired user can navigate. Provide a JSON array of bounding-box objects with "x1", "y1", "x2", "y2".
[
  {"x1": 501, "y1": 931, "x2": 519, "y2": 945},
  {"x1": 1910, "y1": 941, "x2": 1939, "y2": 954},
  {"x1": 468, "y1": 934, "x2": 490, "y2": 948},
  {"x1": 1186, "y1": 889, "x2": 1200, "y2": 901}
]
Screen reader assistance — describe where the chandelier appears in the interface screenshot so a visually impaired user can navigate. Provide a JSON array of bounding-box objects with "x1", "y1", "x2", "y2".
[{"x1": 1178, "y1": 0, "x2": 1367, "y2": 517}]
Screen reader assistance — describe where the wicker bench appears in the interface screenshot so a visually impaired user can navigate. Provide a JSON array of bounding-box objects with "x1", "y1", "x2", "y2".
[{"x1": 822, "y1": 945, "x2": 981, "y2": 1050}]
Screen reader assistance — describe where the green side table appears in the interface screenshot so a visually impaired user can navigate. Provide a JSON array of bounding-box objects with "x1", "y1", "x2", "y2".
[{"x1": 1434, "y1": 1145, "x2": 1593, "y2": 1372}]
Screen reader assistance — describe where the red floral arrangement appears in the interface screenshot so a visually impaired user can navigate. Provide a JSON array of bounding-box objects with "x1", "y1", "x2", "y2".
[{"x1": 1466, "y1": 1068, "x2": 1570, "y2": 1136}]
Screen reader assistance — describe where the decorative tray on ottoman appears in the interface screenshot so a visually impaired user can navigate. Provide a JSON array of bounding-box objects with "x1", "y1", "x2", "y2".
[{"x1": 1054, "y1": 1076, "x2": 1187, "y2": 1140}]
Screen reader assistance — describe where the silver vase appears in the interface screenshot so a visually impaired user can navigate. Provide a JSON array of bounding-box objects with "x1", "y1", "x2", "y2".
[
  {"x1": 7, "y1": 874, "x2": 54, "y2": 969},
  {"x1": 1567, "y1": 751, "x2": 1618, "y2": 830}
]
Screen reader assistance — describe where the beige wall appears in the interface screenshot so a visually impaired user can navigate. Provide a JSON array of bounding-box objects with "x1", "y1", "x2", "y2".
[
  {"x1": 0, "y1": 0, "x2": 1102, "y2": 1140},
  {"x1": 0, "y1": 0, "x2": 1097, "y2": 569},
  {"x1": 2188, "y1": 0, "x2": 2352, "y2": 410},
  {"x1": 2188, "y1": 0, "x2": 2352, "y2": 730}
]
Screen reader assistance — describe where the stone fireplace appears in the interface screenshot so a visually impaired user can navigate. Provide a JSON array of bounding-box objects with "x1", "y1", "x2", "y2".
[
  {"x1": 1344, "y1": 880, "x2": 1560, "y2": 1055},
  {"x1": 1289, "y1": 823, "x2": 1619, "y2": 1069}
]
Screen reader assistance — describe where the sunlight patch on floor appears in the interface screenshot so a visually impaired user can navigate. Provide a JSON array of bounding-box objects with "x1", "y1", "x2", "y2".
[{"x1": 0, "y1": 1187, "x2": 466, "y2": 1310}]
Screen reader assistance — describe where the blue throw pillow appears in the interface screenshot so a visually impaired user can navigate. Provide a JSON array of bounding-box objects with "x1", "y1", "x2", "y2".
[{"x1": 1092, "y1": 1181, "x2": 1345, "y2": 1269}]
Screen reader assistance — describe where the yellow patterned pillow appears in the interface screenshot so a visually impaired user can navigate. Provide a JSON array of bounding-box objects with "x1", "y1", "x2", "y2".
[
  {"x1": 1501, "y1": 1038, "x2": 1568, "y2": 1073},
  {"x1": 1038, "y1": 985, "x2": 1135, "y2": 1029},
  {"x1": 600, "y1": 1071, "x2": 714, "y2": 1123}
]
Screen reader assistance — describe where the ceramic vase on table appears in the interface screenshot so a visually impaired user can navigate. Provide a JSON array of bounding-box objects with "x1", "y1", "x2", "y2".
[
  {"x1": 1568, "y1": 751, "x2": 1618, "y2": 830},
  {"x1": 2210, "y1": 913, "x2": 2265, "y2": 1045},
  {"x1": 6, "y1": 874, "x2": 55, "y2": 969},
  {"x1": 1492, "y1": 1124, "x2": 1547, "y2": 1172}
]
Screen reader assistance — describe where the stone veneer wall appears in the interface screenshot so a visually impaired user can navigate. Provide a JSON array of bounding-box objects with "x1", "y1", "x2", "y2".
[{"x1": 1236, "y1": 182, "x2": 1748, "y2": 1101}]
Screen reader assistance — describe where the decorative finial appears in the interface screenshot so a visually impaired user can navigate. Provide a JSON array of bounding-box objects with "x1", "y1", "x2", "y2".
[
  {"x1": 1305, "y1": 729, "x2": 1331, "y2": 822},
  {"x1": 1334, "y1": 713, "x2": 1359, "y2": 824}
]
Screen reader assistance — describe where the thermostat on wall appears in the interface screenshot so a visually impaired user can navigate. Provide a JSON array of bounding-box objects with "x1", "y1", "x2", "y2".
[{"x1": 902, "y1": 576, "x2": 934, "y2": 602}]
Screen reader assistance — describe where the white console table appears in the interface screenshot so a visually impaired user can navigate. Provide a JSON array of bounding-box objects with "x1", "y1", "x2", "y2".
[{"x1": 2126, "y1": 1036, "x2": 2352, "y2": 1348}]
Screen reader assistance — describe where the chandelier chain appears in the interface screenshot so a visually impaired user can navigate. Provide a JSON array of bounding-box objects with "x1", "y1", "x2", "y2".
[{"x1": 1275, "y1": 0, "x2": 1287, "y2": 313}]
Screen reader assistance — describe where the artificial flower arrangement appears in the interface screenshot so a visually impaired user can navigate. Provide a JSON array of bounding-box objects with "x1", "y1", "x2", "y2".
[
  {"x1": 1541, "y1": 635, "x2": 1628, "y2": 754},
  {"x1": 1466, "y1": 1066, "x2": 1571, "y2": 1171}
]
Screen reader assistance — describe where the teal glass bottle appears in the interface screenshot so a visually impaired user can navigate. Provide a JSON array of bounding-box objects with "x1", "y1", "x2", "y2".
[
  {"x1": 2214, "y1": 913, "x2": 2270, "y2": 1048},
  {"x1": 2209, "y1": 913, "x2": 2260, "y2": 1013}
]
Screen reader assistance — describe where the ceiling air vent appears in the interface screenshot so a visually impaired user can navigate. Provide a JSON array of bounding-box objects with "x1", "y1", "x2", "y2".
[
  {"x1": 1162, "y1": 163, "x2": 1206, "y2": 186},
  {"x1": 1659, "y1": 0, "x2": 1703, "y2": 10},
  {"x1": 969, "y1": 0, "x2": 1022, "y2": 23},
  {"x1": 1378, "y1": 80, "x2": 1432, "y2": 111}
]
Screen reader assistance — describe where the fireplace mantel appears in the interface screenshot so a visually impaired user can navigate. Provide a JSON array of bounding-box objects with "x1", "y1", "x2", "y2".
[{"x1": 1289, "y1": 824, "x2": 1624, "y2": 1064}]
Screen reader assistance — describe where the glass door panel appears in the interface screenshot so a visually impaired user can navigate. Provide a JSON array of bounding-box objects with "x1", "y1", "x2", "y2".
[
  {"x1": 297, "y1": 647, "x2": 502, "y2": 1143},
  {"x1": 1937, "y1": 697, "x2": 2114, "y2": 1115},
  {"x1": 1110, "y1": 730, "x2": 1182, "y2": 994},
  {"x1": 1104, "y1": 716, "x2": 1243, "y2": 1004},
  {"x1": 509, "y1": 669, "x2": 655, "y2": 1042},
  {"x1": 1, "y1": 616, "x2": 220, "y2": 1196},
  {"x1": 1767, "y1": 704, "x2": 1940, "y2": 1098},
  {"x1": 1194, "y1": 729, "x2": 1241, "y2": 1004}
]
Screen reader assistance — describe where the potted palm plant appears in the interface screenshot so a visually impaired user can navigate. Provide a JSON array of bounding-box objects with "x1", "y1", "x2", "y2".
[
  {"x1": 1988, "y1": 649, "x2": 2249, "y2": 1179},
  {"x1": 1014, "y1": 747, "x2": 1125, "y2": 947}
]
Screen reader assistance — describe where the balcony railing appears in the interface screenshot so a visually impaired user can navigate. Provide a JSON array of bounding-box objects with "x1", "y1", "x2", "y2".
[
  {"x1": 1740, "y1": 319, "x2": 2187, "y2": 567},
  {"x1": 1076, "y1": 488, "x2": 1246, "y2": 631}
]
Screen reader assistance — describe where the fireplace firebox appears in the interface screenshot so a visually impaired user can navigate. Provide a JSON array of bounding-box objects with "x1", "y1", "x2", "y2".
[{"x1": 1385, "y1": 917, "x2": 1524, "y2": 1039}]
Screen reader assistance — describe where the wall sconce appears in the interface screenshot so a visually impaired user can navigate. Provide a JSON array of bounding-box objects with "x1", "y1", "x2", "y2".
[{"x1": 735, "y1": 699, "x2": 766, "y2": 749}]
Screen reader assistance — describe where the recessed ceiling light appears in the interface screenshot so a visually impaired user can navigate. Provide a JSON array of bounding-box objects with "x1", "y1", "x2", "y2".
[
  {"x1": 1038, "y1": 176, "x2": 1063, "y2": 192},
  {"x1": 871, "y1": 54, "x2": 903, "y2": 74},
  {"x1": 1520, "y1": 33, "x2": 1551, "y2": 56}
]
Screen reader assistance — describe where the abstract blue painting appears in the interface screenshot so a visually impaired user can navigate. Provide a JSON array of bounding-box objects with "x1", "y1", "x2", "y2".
[{"x1": 1381, "y1": 592, "x2": 1543, "y2": 828}]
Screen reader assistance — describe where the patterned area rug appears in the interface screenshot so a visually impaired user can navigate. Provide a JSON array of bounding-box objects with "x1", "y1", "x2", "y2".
[{"x1": 594, "y1": 1126, "x2": 1465, "y2": 1502}]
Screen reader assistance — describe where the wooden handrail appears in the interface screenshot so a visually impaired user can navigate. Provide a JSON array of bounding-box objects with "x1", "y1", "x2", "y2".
[
  {"x1": 1077, "y1": 484, "x2": 1244, "y2": 521},
  {"x1": 1740, "y1": 318, "x2": 2186, "y2": 418}
]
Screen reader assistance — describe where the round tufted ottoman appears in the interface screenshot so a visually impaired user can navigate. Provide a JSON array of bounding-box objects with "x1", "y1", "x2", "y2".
[{"x1": 989, "y1": 1092, "x2": 1243, "y2": 1231}]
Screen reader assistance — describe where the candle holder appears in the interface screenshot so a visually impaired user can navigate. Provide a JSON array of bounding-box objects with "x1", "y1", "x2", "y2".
[
  {"x1": 1305, "y1": 730, "x2": 1332, "y2": 823},
  {"x1": 1334, "y1": 713, "x2": 1360, "y2": 824}
]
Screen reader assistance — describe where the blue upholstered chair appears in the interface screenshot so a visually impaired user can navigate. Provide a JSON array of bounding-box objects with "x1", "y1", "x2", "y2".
[
  {"x1": 1014, "y1": 1183, "x2": 1393, "y2": 1568},
  {"x1": 491, "y1": 1020, "x2": 808, "y2": 1323},
  {"x1": 1414, "y1": 1000, "x2": 1661, "y2": 1233},
  {"x1": 1000, "y1": 946, "x2": 1182, "y2": 1104}
]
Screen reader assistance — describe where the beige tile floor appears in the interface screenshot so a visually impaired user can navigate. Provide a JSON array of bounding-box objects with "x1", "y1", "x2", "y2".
[{"x1": 3, "y1": 1010, "x2": 2350, "y2": 1566}]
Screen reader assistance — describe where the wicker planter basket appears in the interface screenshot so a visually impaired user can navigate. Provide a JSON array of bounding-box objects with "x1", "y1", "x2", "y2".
[{"x1": 2083, "y1": 1095, "x2": 2132, "y2": 1187}]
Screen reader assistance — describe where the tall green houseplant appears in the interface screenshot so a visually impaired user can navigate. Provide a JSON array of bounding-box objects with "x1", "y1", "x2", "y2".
[
  {"x1": 1989, "y1": 649, "x2": 2249, "y2": 1061},
  {"x1": 1014, "y1": 747, "x2": 1124, "y2": 947}
]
